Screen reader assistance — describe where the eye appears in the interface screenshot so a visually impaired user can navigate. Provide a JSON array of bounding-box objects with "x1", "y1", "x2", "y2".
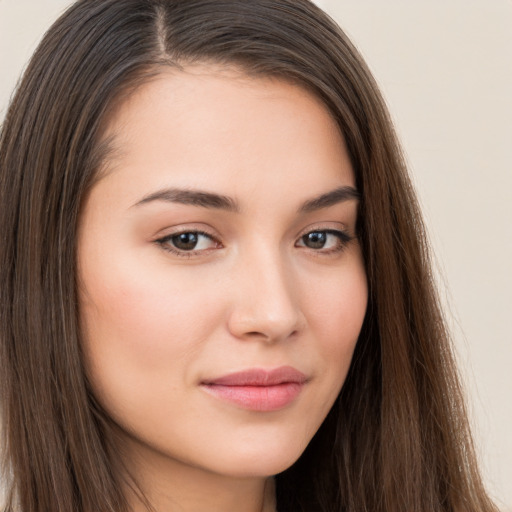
[
  {"x1": 156, "y1": 230, "x2": 220, "y2": 255},
  {"x1": 296, "y1": 229, "x2": 352, "y2": 253}
]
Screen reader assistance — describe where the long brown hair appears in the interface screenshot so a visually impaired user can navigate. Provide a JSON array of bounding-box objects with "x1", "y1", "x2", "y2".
[{"x1": 0, "y1": 1, "x2": 497, "y2": 511}]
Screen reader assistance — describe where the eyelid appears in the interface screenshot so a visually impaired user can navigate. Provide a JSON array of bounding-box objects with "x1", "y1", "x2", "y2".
[
  {"x1": 152, "y1": 222, "x2": 220, "y2": 242},
  {"x1": 295, "y1": 225, "x2": 355, "y2": 254},
  {"x1": 153, "y1": 226, "x2": 223, "y2": 258},
  {"x1": 295, "y1": 222, "x2": 354, "y2": 240},
  {"x1": 152, "y1": 222, "x2": 356, "y2": 258}
]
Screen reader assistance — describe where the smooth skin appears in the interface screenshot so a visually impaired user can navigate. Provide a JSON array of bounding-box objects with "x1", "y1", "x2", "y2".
[{"x1": 78, "y1": 65, "x2": 368, "y2": 512}]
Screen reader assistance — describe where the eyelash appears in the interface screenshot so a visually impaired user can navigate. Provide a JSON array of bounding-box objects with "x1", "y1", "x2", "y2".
[
  {"x1": 155, "y1": 228, "x2": 354, "y2": 258},
  {"x1": 295, "y1": 229, "x2": 354, "y2": 255},
  {"x1": 156, "y1": 230, "x2": 220, "y2": 258}
]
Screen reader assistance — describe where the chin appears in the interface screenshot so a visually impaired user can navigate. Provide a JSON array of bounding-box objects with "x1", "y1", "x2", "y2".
[{"x1": 210, "y1": 437, "x2": 310, "y2": 478}]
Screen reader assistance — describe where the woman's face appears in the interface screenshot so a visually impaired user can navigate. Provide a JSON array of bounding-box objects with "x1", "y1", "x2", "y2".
[{"x1": 78, "y1": 65, "x2": 367, "y2": 481}]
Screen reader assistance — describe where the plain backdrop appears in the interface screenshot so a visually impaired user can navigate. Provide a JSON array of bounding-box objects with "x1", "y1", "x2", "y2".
[{"x1": 1, "y1": 1, "x2": 511, "y2": 510}]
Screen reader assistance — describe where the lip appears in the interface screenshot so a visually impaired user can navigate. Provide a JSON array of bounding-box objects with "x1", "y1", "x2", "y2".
[{"x1": 201, "y1": 366, "x2": 307, "y2": 412}]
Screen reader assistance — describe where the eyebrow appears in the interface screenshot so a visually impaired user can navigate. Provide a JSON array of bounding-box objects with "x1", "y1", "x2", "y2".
[
  {"x1": 132, "y1": 185, "x2": 360, "y2": 212},
  {"x1": 298, "y1": 185, "x2": 360, "y2": 212},
  {"x1": 133, "y1": 188, "x2": 240, "y2": 212}
]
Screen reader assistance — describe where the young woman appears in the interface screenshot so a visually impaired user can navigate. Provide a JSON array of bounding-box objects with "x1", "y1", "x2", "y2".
[{"x1": 0, "y1": 1, "x2": 498, "y2": 511}]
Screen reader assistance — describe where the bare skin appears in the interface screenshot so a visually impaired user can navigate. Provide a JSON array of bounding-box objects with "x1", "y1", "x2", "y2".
[{"x1": 78, "y1": 65, "x2": 367, "y2": 512}]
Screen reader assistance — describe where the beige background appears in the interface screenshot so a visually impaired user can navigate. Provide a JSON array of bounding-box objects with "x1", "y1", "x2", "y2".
[{"x1": 1, "y1": 1, "x2": 511, "y2": 509}]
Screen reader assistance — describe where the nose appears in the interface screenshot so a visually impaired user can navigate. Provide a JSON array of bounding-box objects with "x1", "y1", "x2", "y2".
[{"x1": 226, "y1": 247, "x2": 305, "y2": 343}]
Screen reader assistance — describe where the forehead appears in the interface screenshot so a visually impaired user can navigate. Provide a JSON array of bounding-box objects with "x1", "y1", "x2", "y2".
[{"x1": 95, "y1": 64, "x2": 354, "y2": 204}]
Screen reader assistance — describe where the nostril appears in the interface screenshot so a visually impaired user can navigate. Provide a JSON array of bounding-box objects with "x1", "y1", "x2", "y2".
[
  {"x1": 243, "y1": 329, "x2": 300, "y2": 343},
  {"x1": 245, "y1": 331, "x2": 274, "y2": 341}
]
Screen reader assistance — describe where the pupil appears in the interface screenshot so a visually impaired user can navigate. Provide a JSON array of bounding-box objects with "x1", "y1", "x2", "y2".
[
  {"x1": 173, "y1": 232, "x2": 198, "y2": 250},
  {"x1": 305, "y1": 232, "x2": 326, "y2": 249}
]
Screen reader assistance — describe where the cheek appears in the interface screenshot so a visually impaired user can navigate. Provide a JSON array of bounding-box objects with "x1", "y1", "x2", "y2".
[
  {"x1": 304, "y1": 254, "x2": 367, "y2": 389},
  {"x1": 309, "y1": 254, "x2": 367, "y2": 333},
  {"x1": 78, "y1": 259, "x2": 230, "y2": 445},
  {"x1": 78, "y1": 256, "x2": 223, "y2": 396}
]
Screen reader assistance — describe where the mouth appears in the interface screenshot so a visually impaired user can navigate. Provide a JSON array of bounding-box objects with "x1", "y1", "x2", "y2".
[{"x1": 200, "y1": 366, "x2": 307, "y2": 412}]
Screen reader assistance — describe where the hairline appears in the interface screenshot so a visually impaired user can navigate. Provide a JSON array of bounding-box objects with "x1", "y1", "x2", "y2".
[{"x1": 89, "y1": 59, "x2": 346, "y2": 189}]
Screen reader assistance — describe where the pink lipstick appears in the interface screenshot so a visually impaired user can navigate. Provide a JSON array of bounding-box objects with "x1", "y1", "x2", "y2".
[{"x1": 201, "y1": 366, "x2": 307, "y2": 412}]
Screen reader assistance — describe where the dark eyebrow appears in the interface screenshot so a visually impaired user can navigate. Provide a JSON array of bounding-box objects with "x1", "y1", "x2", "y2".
[
  {"x1": 298, "y1": 185, "x2": 360, "y2": 212},
  {"x1": 132, "y1": 185, "x2": 359, "y2": 213},
  {"x1": 132, "y1": 188, "x2": 240, "y2": 212}
]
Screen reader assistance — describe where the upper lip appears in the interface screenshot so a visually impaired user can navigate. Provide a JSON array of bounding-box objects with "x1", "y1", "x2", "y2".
[{"x1": 202, "y1": 366, "x2": 307, "y2": 386}]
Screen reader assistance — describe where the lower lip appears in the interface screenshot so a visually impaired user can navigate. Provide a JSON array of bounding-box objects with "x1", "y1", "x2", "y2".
[{"x1": 201, "y1": 382, "x2": 304, "y2": 412}]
